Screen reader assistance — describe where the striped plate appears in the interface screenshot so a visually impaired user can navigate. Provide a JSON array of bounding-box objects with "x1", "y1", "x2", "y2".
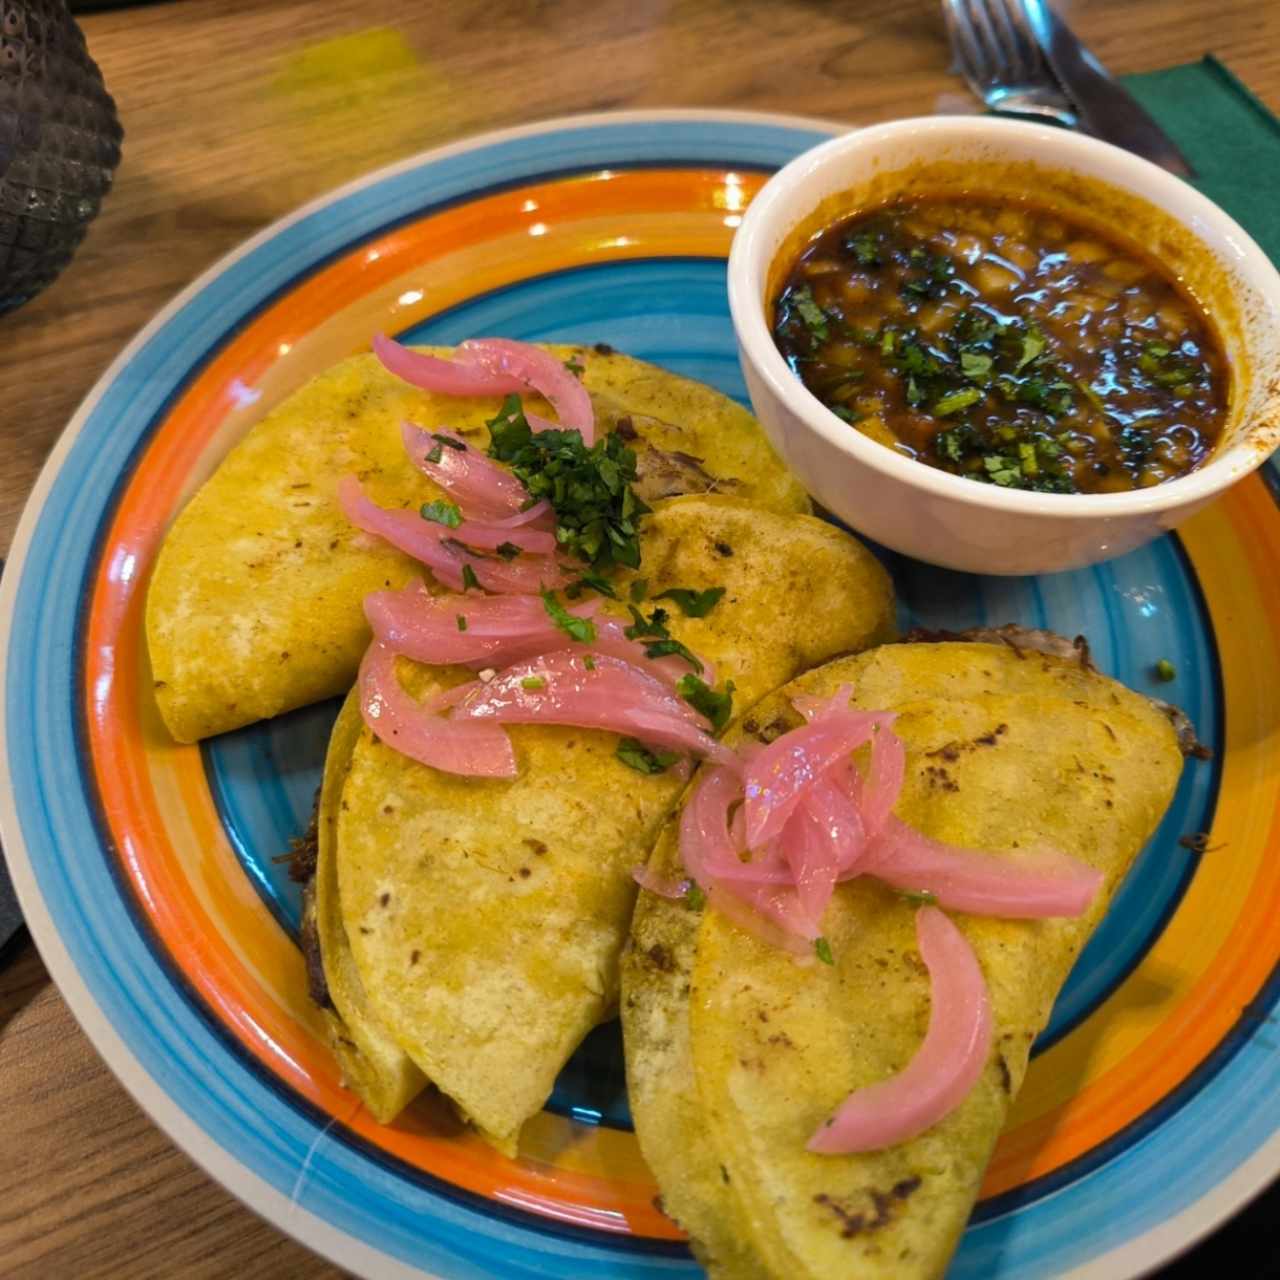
[{"x1": 2, "y1": 111, "x2": 1277, "y2": 1280}]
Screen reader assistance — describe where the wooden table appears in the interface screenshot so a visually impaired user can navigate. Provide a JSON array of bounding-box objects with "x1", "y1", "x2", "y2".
[{"x1": 1, "y1": 0, "x2": 1277, "y2": 1274}]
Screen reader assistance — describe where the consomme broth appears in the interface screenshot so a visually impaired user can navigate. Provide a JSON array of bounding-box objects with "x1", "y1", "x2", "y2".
[{"x1": 772, "y1": 196, "x2": 1229, "y2": 495}]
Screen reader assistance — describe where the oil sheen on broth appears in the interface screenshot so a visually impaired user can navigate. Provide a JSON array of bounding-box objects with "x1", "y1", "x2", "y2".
[{"x1": 772, "y1": 197, "x2": 1228, "y2": 494}]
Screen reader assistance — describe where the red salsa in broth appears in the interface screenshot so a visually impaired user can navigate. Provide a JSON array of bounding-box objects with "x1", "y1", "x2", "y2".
[{"x1": 772, "y1": 197, "x2": 1229, "y2": 494}]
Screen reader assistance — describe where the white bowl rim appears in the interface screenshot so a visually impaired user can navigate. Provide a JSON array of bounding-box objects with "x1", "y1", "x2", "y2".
[{"x1": 729, "y1": 114, "x2": 1280, "y2": 519}]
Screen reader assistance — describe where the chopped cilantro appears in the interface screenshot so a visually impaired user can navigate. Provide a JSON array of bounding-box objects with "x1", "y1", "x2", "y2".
[
  {"x1": 629, "y1": 578, "x2": 649, "y2": 603},
  {"x1": 643, "y1": 638, "x2": 703, "y2": 672},
  {"x1": 624, "y1": 605, "x2": 670, "y2": 640},
  {"x1": 420, "y1": 499, "x2": 462, "y2": 528},
  {"x1": 676, "y1": 674, "x2": 734, "y2": 733},
  {"x1": 1016, "y1": 326, "x2": 1046, "y2": 371},
  {"x1": 583, "y1": 655, "x2": 596, "y2": 671},
  {"x1": 615, "y1": 737, "x2": 680, "y2": 775},
  {"x1": 495, "y1": 541, "x2": 522, "y2": 561},
  {"x1": 541, "y1": 588, "x2": 597, "y2": 643},
  {"x1": 435, "y1": 434, "x2": 466, "y2": 451},
  {"x1": 934, "y1": 386, "x2": 982, "y2": 416},
  {"x1": 791, "y1": 285, "x2": 829, "y2": 342},
  {"x1": 1154, "y1": 658, "x2": 1176, "y2": 682},
  {"x1": 566, "y1": 574, "x2": 617, "y2": 599},
  {"x1": 983, "y1": 455, "x2": 1022, "y2": 487},
  {"x1": 898, "y1": 889, "x2": 938, "y2": 906},
  {"x1": 564, "y1": 357, "x2": 585, "y2": 376},
  {"x1": 846, "y1": 230, "x2": 881, "y2": 266},
  {"x1": 460, "y1": 563, "x2": 480, "y2": 592},
  {"x1": 521, "y1": 675, "x2": 547, "y2": 691},
  {"x1": 814, "y1": 937, "x2": 835, "y2": 965},
  {"x1": 486, "y1": 395, "x2": 650, "y2": 570},
  {"x1": 456, "y1": 614, "x2": 468, "y2": 632},
  {"x1": 654, "y1": 586, "x2": 726, "y2": 618},
  {"x1": 685, "y1": 882, "x2": 706, "y2": 911},
  {"x1": 426, "y1": 443, "x2": 444, "y2": 464},
  {"x1": 960, "y1": 351, "x2": 992, "y2": 380}
]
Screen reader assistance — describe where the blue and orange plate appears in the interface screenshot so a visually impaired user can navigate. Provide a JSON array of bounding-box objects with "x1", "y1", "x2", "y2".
[{"x1": 1, "y1": 112, "x2": 1278, "y2": 1278}]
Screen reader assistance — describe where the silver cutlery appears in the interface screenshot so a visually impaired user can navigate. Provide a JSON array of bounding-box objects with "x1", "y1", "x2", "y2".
[{"x1": 942, "y1": 0, "x2": 1195, "y2": 178}]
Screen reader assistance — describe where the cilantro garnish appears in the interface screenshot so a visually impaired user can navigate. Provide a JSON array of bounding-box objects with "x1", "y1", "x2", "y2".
[
  {"x1": 1154, "y1": 658, "x2": 1176, "y2": 682},
  {"x1": 616, "y1": 737, "x2": 680, "y2": 775},
  {"x1": 685, "y1": 882, "x2": 706, "y2": 911},
  {"x1": 814, "y1": 937, "x2": 835, "y2": 965},
  {"x1": 960, "y1": 351, "x2": 992, "y2": 380},
  {"x1": 643, "y1": 638, "x2": 703, "y2": 672},
  {"x1": 629, "y1": 578, "x2": 649, "y2": 603},
  {"x1": 435, "y1": 434, "x2": 466, "y2": 451},
  {"x1": 426, "y1": 443, "x2": 444, "y2": 464},
  {"x1": 495, "y1": 541, "x2": 521, "y2": 561},
  {"x1": 541, "y1": 588, "x2": 596, "y2": 643},
  {"x1": 846, "y1": 230, "x2": 882, "y2": 267},
  {"x1": 420, "y1": 499, "x2": 462, "y2": 528},
  {"x1": 898, "y1": 888, "x2": 938, "y2": 906},
  {"x1": 521, "y1": 675, "x2": 546, "y2": 691},
  {"x1": 565, "y1": 574, "x2": 617, "y2": 599},
  {"x1": 1015, "y1": 326, "x2": 1046, "y2": 371},
  {"x1": 624, "y1": 605, "x2": 670, "y2": 640},
  {"x1": 456, "y1": 614, "x2": 468, "y2": 632},
  {"x1": 654, "y1": 586, "x2": 726, "y2": 618},
  {"x1": 486, "y1": 395, "x2": 650, "y2": 570},
  {"x1": 791, "y1": 285, "x2": 829, "y2": 342},
  {"x1": 460, "y1": 563, "x2": 480, "y2": 591},
  {"x1": 934, "y1": 387, "x2": 982, "y2": 417},
  {"x1": 564, "y1": 357, "x2": 585, "y2": 376},
  {"x1": 676, "y1": 674, "x2": 734, "y2": 732}
]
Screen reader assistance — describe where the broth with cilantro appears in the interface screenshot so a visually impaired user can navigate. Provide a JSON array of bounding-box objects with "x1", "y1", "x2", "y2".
[{"x1": 772, "y1": 197, "x2": 1228, "y2": 494}]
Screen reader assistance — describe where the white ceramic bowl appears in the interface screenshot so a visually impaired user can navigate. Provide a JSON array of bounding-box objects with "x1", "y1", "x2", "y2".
[{"x1": 728, "y1": 116, "x2": 1280, "y2": 575}]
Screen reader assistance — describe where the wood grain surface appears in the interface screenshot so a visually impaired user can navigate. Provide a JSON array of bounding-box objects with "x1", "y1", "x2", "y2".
[{"x1": 1, "y1": 1, "x2": 1278, "y2": 1276}]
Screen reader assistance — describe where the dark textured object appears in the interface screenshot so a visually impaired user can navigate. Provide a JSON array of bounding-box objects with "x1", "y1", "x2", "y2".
[{"x1": 0, "y1": 0, "x2": 121, "y2": 314}]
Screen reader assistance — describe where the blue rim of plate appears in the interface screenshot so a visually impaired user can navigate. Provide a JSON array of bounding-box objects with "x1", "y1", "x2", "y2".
[{"x1": 0, "y1": 110, "x2": 1277, "y2": 1280}]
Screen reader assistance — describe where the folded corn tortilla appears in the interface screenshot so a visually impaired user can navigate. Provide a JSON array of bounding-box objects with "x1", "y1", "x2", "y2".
[
  {"x1": 326, "y1": 495, "x2": 896, "y2": 1153},
  {"x1": 146, "y1": 345, "x2": 809, "y2": 743},
  {"x1": 622, "y1": 640, "x2": 1185, "y2": 1279}
]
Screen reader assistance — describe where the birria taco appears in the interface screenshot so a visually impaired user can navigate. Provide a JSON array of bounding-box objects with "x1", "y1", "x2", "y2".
[
  {"x1": 315, "y1": 494, "x2": 895, "y2": 1151},
  {"x1": 622, "y1": 636, "x2": 1189, "y2": 1279},
  {"x1": 146, "y1": 342, "x2": 809, "y2": 743}
]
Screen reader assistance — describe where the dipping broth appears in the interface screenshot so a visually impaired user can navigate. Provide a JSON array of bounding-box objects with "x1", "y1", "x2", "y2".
[{"x1": 772, "y1": 197, "x2": 1229, "y2": 494}]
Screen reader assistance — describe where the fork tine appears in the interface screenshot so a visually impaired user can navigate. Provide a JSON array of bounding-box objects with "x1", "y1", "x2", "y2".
[
  {"x1": 963, "y1": 0, "x2": 1011, "y2": 89},
  {"x1": 983, "y1": 0, "x2": 1035, "y2": 83},
  {"x1": 990, "y1": 0, "x2": 1049, "y2": 83},
  {"x1": 941, "y1": 0, "x2": 996, "y2": 91}
]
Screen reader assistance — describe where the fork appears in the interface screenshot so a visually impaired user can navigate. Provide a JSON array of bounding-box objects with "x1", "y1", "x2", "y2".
[{"x1": 941, "y1": 0, "x2": 1078, "y2": 127}]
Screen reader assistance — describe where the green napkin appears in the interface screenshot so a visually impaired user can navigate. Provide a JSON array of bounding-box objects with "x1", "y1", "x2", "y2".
[{"x1": 1122, "y1": 56, "x2": 1280, "y2": 264}]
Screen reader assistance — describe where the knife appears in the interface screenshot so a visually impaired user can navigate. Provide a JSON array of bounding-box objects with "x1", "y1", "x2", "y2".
[{"x1": 1022, "y1": 0, "x2": 1195, "y2": 178}]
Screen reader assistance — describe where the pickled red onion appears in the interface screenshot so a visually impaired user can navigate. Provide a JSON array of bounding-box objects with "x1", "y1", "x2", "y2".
[
  {"x1": 373, "y1": 334, "x2": 526, "y2": 397},
  {"x1": 365, "y1": 582, "x2": 599, "y2": 667},
  {"x1": 677, "y1": 767, "x2": 817, "y2": 953},
  {"x1": 338, "y1": 475, "x2": 567, "y2": 593},
  {"x1": 449, "y1": 652, "x2": 734, "y2": 765},
  {"x1": 743, "y1": 710, "x2": 896, "y2": 847},
  {"x1": 401, "y1": 422, "x2": 540, "y2": 518},
  {"x1": 863, "y1": 819, "x2": 1104, "y2": 918},
  {"x1": 808, "y1": 907, "x2": 993, "y2": 1154},
  {"x1": 358, "y1": 641, "x2": 516, "y2": 777},
  {"x1": 461, "y1": 338, "x2": 595, "y2": 444}
]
